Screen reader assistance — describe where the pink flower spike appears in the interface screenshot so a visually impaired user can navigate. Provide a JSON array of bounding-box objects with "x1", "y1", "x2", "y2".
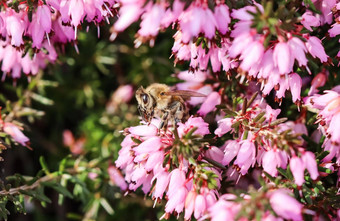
[
  {"x1": 329, "y1": 23, "x2": 340, "y2": 37},
  {"x1": 302, "y1": 151, "x2": 319, "y2": 180},
  {"x1": 290, "y1": 156, "x2": 305, "y2": 186},
  {"x1": 289, "y1": 73, "x2": 302, "y2": 103},
  {"x1": 269, "y1": 189, "x2": 303, "y2": 221},
  {"x1": 273, "y1": 42, "x2": 293, "y2": 74}
]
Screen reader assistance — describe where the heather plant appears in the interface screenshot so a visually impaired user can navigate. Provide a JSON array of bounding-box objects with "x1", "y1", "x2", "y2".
[{"x1": 0, "y1": 0, "x2": 339, "y2": 220}]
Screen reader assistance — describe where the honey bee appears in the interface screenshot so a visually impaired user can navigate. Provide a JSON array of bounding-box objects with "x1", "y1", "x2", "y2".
[{"x1": 136, "y1": 83, "x2": 206, "y2": 130}]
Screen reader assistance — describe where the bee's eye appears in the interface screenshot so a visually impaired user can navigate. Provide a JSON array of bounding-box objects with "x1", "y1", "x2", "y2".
[
  {"x1": 160, "y1": 92, "x2": 165, "y2": 96},
  {"x1": 142, "y1": 94, "x2": 148, "y2": 104}
]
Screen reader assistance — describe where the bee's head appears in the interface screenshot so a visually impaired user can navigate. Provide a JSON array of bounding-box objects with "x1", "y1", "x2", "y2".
[{"x1": 136, "y1": 86, "x2": 150, "y2": 107}]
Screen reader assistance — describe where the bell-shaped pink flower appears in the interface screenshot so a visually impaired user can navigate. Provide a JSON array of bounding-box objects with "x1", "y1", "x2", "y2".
[
  {"x1": 305, "y1": 36, "x2": 328, "y2": 62},
  {"x1": 234, "y1": 140, "x2": 256, "y2": 175},
  {"x1": 69, "y1": 0, "x2": 85, "y2": 27},
  {"x1": 308, "y1": 72, "x2": 327, "y2": 96},
  {"x1": 108, "y1": 166, "x2": 127, "y2": 190},
  {"x1": 113, "y1": 0, "x2": 144, "y2": 32},
  {"x1": 290, "y1": 156, "x2": 305, "y2": 186},
  {"x1": 152, "y1": 167, "x2": 170, "y2": 199},
  {"x1": 177, "y1": 116, "x2": 209, "y2": 138},
  {"x1": 287, "y1": 37, "x2": 308, "y2": 67},
  {"x1": 194, "y1": 194, "x2": 206, "y2": 219},
  {"x1": 36, "y1": 5, "x2": 52, "y2": 33},
  {"x1": 184, "y1": 190, "x2": 196, "y2": 220},
  {"x1": 214, "y1": 4, "x2": 230, "y2": 35},
  {"x1": 302, "y1": 151, "x2": 319, "y2": 180},
  {"x1": 222, "y1": 140, "x2": 240, "y2": 165},
  {"x1": 262, "y1": 149, "x2": 283, "y2": 177},
  {"x1": 6, "y1": 10, "x2": 26, "y2": 47},
  {"x1": 273, "y1": 41, "x2": 293, "y2": 74},
  {"x1": 133, "y1": 136, "x2": 162, "y2": 155},
  {"x1": 3, "y1": 123, "x2": 30, "y2": 147},
  {"x1": 265, "y1": 105, "x2": 281, "y2": 121},
  {"x1": 301, "y1": 11, "x2": 320, "y2": 31},
  {"x1": 197, "y1": 92, "x2": 221, "y2": 116},
  {"x1": 138, "y1": 3, "x2": 165, "y2": 38},
  {"x1": 269, "y1": 189, "x2": 303, "y2": 221},
  {"x1": 215, "y1": 118, "x2": 233, "y2": 137},
  {"x1": 240, "y1": 40, "x2": 264, "y2": 71},
  {"x1": 329, "y1": 23, "x2": 340, "y2": 37},
  {"x1": 289, "y1": 73, "x2": 302, "y2": 103},
  {"x1": 128, "y1": 124, "x2": 158, "y2": 137}
]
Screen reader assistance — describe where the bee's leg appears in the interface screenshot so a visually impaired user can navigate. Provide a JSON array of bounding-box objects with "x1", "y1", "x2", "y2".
[
  {"x1": 159, "y1": 110, "x2": 170, "y2": 131},
  {"x1": 170, "y1": 102, "x2": 187, "y2": 126}
]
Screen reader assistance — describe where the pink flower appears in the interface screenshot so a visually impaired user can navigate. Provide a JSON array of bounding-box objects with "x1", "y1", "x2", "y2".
[
  {"x1": 308, "y1": 72, "x2": 327, "y2": 96},
  {"x1": 6, "y1": 10, "x2": 26, "y2": 47},
  {"x1": 184, "y1": 190, "x2": 197, "y2": 220},
  {"x1": 69, "y1": 0, "x2": 85, "y2": 27},
  {"x1": 214, "y1": 4, "x2": 230, "y2": 35},
  {"x1": 287, "y1": 37, "x2": 308, "y2": 67},
  {"x1": 290, "y1": 156, "x2": 305, "y2": 186},
  {"x1": 3, "y1": 123, "x2": 30, "y2": 147},
  {"x1": 305, "y1": 36, "x2": 328, "y2": 62},
  {"x1": 240, "y1": 40, "x2": 264, "y2": 71},
  {"x1": 208, "y1": 194, "x2": 241, "y2": 221},
  {"x1": 269, "y1": 189, "x2": 303, "y2": 221},
  {"x1": 205, "y1": 146, "x2": 224, "y2": 164},
  {"x1": 289, "y1": 73, "x2": 302, "y2": 103},
  {"x1": 302, "y1": 151, "x2": 319, "y2": 180},
  {"x1": 165, "y1": 168, "x2": 188, "y2": 214},
  {"x1": 262, "y1": 149, "x2": 286, "y2": 177},
  {"x1": 265, "y1": 105, "x2": 281, "y2": 121},
  {"x1": 108, "y1": 166, "x2": 128, "y2": 190},
  {"x1": 329, "y1": 23, "x2": 340, "y2": 37},
  {"x1": 215, "y1": 118, "x2": 233, "y2": 137},
  {"x1": 234, "y1": 140, "x2": 256, "y2": 175},
  {"x1": 177, "y1": 116, "x2": 209, "y2": 138},
  {"x1": 113, "y1": 0, "x2": 144, "y2": 32},
  {"x1": 273, "y1": 42, "x2": 293, "y2": 74},
  {"x1": 152, "y1": 167, "x2": 170, "y2": 200},
  {"x1": 128, "y1": 124, "x2": 158, "y2": 137},
  {"x1": 301, "y1": 11, "x2": 320, "y2": 31},
  {"x1": 197, "y1": 92, "x2": 221, "y2": 116},
  {"x1": 222, "y1": 140, "x2": 240, "y2": 165},
  {"x1": 138, "y1": 3, "x2": 165, "y2": 38}
]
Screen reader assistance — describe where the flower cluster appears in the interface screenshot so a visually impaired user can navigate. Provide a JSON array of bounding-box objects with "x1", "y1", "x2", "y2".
[
  {"x1": 111, "y1": 0, "x2": 338, "y2": 106},
  {"x1": 0, "y1": 0, "x2": 117, "y2": 78},
  {"x1": 208, "y1": 188, "x2": 304, "y2": 221},
  {"x1": 307, "y1": 87, "x2": 340, "y2": 164},
  {"x1": 116, "y1": 117, "x2": 224, "y2": 219}
]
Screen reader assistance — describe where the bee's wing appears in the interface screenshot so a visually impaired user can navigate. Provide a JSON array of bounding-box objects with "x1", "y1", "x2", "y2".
[{"x1": 164, "y1": 90, "x2": 206, "y2": 98}]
